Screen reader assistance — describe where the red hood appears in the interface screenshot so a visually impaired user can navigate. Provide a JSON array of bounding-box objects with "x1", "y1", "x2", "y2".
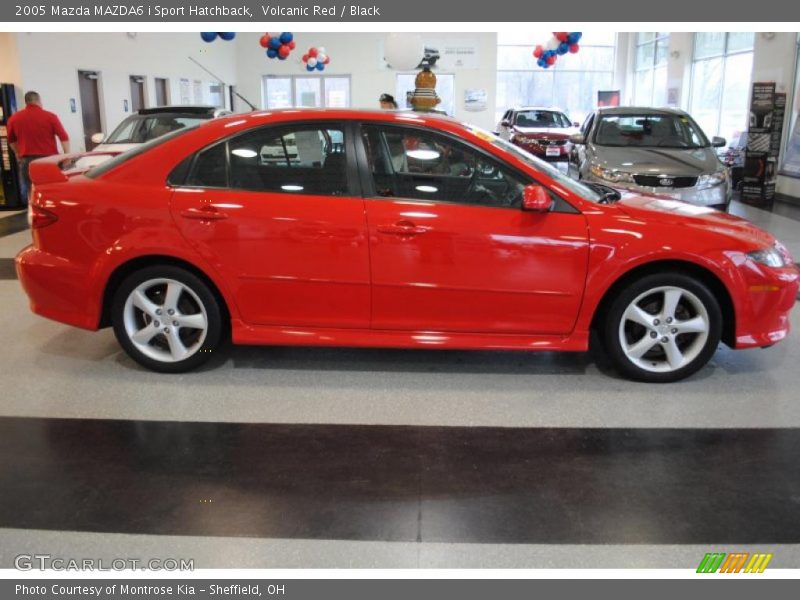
[
  {"x1": 512, "y1": 126, "x2": 575, "y2": 139},
  {"x1": 615, "y1": 195, "x2": 777, "y2": 250}
]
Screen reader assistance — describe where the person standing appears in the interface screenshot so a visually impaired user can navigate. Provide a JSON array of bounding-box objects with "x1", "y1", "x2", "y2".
[
  {"x1": 7, "y1": 91, "x2": 70, "y2": 206},
  {"x1": 379, "y1": 93, "x2": 398, "y2": 110}
]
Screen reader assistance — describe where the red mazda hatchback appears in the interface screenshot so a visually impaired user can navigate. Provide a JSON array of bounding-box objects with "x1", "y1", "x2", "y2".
[{"x1": 16, "y1": 109, "x2": 798, "y2": 382}]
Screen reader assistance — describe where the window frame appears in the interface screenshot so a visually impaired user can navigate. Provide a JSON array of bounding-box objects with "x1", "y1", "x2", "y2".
[
  {"x1": 632, "y1": 32, "x2": 670, "y2": 107},
  {"x1": 168, "y1": 120, "x2": 362, "y2": 198},
  {"x1": 353, "y1": 120, "x2": 577, "y2": 213},
  {"x1": 262, "y1": 75, "x2": 352, "y2": 109}
]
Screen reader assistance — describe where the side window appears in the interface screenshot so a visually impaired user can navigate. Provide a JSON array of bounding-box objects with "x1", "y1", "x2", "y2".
[
  {"x1": 186, "y1": 142, "x2": 227, "y2": 187},
  {"x1": 581, "y1": 113, "x2": 594, "y2": 136},
  {"x1": 361, "y1": 125, "x2": 528, "y2": 208},
  {"x1": 227, "y1": 124, "x2": 347, "y2": 195}
]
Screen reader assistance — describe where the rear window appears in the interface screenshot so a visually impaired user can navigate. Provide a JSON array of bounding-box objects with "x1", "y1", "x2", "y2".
[
  {"x1": 86, "y1": 125, "x2": 198, "y2": 179},
  {"x1": 105, "y1": 114, "x2": 207, "y2": 144}
]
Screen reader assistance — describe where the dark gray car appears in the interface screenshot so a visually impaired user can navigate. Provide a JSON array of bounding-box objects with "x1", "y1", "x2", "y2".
[{"x1": 568, "y1": 107, "x2": 731, "y2": 211}]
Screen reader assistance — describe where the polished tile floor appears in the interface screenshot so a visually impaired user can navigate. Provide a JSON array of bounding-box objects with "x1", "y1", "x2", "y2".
[{"x1": 0, "y1": 202, "x2": 799, "y2": 568}]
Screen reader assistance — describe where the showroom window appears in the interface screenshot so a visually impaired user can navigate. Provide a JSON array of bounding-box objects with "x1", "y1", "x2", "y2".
[
  {"x1": 195, "y1": 124, "x2": 349, "y2": 195},
  {"x1": 689, "y1": 32, "x2": 755, "y2": 144},
  {"x1": 633, "y1": 32, "x2": 669, "y2": 106},
  {"x1": 361, "y1": 125, "x2": 527, "y2": 208},
  {"x1": 496, "y1": 31, "x2": 617, "y2": 126},
  {"x1": 262, "y1": 76, "x2": 351, "y2": 108},
  {"x1": 396, "y1": 73, "x2": 455, "y2": 116}
]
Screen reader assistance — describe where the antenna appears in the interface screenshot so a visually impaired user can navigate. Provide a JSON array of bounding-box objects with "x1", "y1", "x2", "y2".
[{"x1": 188, "y1": 56, "x2": 258, "y2": 111}]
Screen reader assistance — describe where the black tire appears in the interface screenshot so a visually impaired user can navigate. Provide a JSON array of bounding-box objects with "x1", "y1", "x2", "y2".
[
  {"x1": 602, "y1": 272, "x2": 722, "y2": 383},
  {"x1": 111, "y1": 265, "x2": 224, "y2": 373}
]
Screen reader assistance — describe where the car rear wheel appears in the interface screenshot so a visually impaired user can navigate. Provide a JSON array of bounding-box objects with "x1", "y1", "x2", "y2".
[
  {"x1": 603, "y1": 273, "x2": 722, "y2": 382},
  {"x1": 111, "y1": 266, "x2": 223, "y2": 373}
]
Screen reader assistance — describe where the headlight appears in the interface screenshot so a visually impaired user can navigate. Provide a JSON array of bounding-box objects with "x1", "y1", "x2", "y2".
[
  {"x1": 697, "y1": 170, "x2": 728, "y2": 188},
  {"x1": 747, "y1": 246, "x2": 790, "y2": 268},
  {"x1": 511, "y1": 134, "x2": 532, "y2": 144},
  {"x1": 590, "y1": 164, "x2": 634, "y2": 184}
]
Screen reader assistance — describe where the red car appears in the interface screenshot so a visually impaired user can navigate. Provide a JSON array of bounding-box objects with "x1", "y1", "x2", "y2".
[
  {"x1": 495, "y1": 107, "x2": 578, "y2": 161},
  {"x1": 16, "y1": 109, "x2": 798, "y2": 382}
]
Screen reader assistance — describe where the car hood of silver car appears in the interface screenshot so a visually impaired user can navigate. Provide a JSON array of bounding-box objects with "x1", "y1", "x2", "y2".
[{"x1": 588, "y1": 144, "x2": 722, "y2": 176}]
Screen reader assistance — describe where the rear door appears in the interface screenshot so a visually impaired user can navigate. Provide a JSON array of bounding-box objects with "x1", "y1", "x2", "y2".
[{"x1": 170, "y1": 121, "x2": 371, "y2": 329}]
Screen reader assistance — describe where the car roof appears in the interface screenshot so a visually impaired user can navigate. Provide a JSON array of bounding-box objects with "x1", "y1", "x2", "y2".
[
  {"x1": 512, "y1": 107, "x2": 566, "y2": 113},
  {"x1": 213, "y1": 107, "x2": 461, "y2": 127},
  {"x1": 595, "y1": 106, "x2": 689, "y2": 117}
]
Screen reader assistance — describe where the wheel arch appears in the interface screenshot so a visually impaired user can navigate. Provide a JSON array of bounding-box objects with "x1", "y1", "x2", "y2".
[
  {"x1": 590, "y1": 259, "x2": 736, "y2": 347},
  {"x1": 98, "y1": 255, "x2": 231, "y2": 329}
]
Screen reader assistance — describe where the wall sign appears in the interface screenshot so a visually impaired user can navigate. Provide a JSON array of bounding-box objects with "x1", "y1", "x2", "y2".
[
  {"x1": 741, "y1": 82, "x2": 786, "y2": 206},
  {"x1": 464, "y1": 89, "x2": 487, "y2": 112}
]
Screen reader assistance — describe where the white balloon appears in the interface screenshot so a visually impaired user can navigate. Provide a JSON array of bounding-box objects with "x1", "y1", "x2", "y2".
[
  {"x1": 318, "y1": 53, "x2": 328, "y2": 63},
  {"x1": 307, "y1": 57, "x2": 318, "y2": 67},
  {"x1": 317, "y1": 46, "x2": 326, "y2": 54},
  {"x1": 546, "y1": 37, "x2": 560, "y2": 50},
  {"x1": 384, "y1": 32, "x2": 423, "y2": 70}
]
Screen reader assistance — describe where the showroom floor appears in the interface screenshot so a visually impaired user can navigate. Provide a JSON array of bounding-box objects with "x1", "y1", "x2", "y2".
[{"x1": 0, "y1": 202, "x2": 799, "y2": 569}]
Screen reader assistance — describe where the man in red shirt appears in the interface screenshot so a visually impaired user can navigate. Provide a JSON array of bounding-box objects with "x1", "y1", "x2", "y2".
[{"x1": 7, "y1": 90, "x2": 71, "y2": 206}]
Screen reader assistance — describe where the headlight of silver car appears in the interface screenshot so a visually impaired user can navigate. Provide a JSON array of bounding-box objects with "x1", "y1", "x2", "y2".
[
  {"x1": 590, "y1": 164, "x2": 635, "y2": 184},
  {"x1": 747, "y1": 245, "x2": 791, "y2": 268},
  {"x1": 696, "y1": 170, "x2": 728, "y2": 189}
]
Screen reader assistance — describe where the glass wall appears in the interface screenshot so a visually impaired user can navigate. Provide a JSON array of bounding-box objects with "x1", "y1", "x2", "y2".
[
  {"x1": 633, "y1": 32, "x2": 669, "y2": 106},
  {"x1": 689, "y1": 32, "x2": 755, "y2": 143},
  {"x1": 496, "y1": 31, "x2": 617, "y2": 126},
  {"x1": 262, "y1": 76, "x2": 351, "y2": 109}
]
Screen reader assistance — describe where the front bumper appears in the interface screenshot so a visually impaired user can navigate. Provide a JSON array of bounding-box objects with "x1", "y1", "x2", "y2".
[
  {"x1": 584, "y1": 174, "x2": 731, "y2": 209},
  {"x1": 512, "y1": 140, "x2": 570, "y2": 161},
  {"x1": 15, "y1": 245, "x2": 99, "y2": 330},
  {"x1": 732, "y1": 260, "x2": 798, "y2": 349}
]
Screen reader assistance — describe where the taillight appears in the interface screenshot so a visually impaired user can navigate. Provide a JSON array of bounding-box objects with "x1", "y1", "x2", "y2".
[{"x1": 28, "y1": 205, "x2": 58, "y2": 229}]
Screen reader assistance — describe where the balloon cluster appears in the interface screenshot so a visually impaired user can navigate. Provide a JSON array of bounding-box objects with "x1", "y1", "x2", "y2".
[
  {"x1": 260, "y1": 32, "x2": 296, "y2": 60},
  {"x1": 302, "y1": 47, "x2": 330, "y2": 72},
  {"x1": 533, "y1": 32, "x2": 582, "y2": 68},
  {"x1": 201, "y1": 32, "x2": 236, "y2": 43}
]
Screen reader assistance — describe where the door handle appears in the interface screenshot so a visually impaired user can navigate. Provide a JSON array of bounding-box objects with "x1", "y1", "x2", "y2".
[
  {"x1": 376, "y1": 221, "x2": 427, "y2": 236},
  {"x1": 180, "y1": 207, "x2": 229, "y2": 221}
]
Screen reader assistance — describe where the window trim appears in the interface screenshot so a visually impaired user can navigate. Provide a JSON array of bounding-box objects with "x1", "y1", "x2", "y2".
[
  {"x1": 354, "y1": 120, "x2": 578, "y2": 214},
  {"x1": 168, "y1": 120, "x2": 362, "y2": 198}
]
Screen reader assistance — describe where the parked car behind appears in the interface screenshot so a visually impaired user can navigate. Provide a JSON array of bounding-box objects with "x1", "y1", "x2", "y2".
[
  {"x1": 495, "y1": 107, "x2": 578, "y2": 162},
  {"x1": 17, "y1": 109, "x2": 797, "y2": 382},
  {"x1": 79, "y1": 106, "x2": 232, "y2": 168},
  {"x1": 568, "y1": 107, "x2": 731, "y2": 211}
]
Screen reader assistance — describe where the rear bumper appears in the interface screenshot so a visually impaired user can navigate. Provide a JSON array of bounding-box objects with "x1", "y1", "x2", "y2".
[
  {"x1": 733, "y1": 263, "x2": 798, "y2": 348},
  {"x1": 15, "y1": 245, "x2": 99, "y2": 330}
]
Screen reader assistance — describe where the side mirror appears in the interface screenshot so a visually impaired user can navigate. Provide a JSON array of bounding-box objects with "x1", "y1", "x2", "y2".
[
  {"x1": 569, "y1": 133, "x2": 586, "y2": 145},
  {"x1": 711, "y1": 136, "x2": 726, "y2": 148},
  {"x1": 522, "y1": 184, "x2": 553, "y2": 212},
  {"x1": 501, "y1": 119, "x2": 511, "y2": 127},
  {"x1": 90, "y1": 132, "x2": 105, "y2": 144},
  {"x1": 573, "y1": 122, "x2": 580, "y2": 128}
]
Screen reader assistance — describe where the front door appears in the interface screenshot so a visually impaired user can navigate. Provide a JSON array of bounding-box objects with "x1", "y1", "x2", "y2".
[
  {"x1": 359, "y1": 124, "x2": 589, "y2": 335},
  {"x1": 170, "y1": 122, "x2": 371, "y2": 329},
  {"x1": 77, "y1": 70, "x2": 102, "y2": 151}
]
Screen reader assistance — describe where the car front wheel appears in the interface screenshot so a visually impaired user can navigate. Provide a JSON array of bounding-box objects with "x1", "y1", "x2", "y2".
[
  {"x1": 111, "y1": 265, "x2": 223, "y2": 373},
  {"x1": 603, "y1": 273, "x2": 722, "y2": 382}
]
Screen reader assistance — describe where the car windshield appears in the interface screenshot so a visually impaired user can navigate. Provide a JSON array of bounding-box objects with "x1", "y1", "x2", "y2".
[
  {"x1": 470, "y1": 125, "x2": 603, "y2": 203},
  {"x1": 515, "y1": 110, "x2": 570, "y2": 128},
  {"x1": 594, "y1": 114, "x2": 710, "y2": 149},
  {"x1": 105, "y1": 114, "x2": 208, "y2": 144}
]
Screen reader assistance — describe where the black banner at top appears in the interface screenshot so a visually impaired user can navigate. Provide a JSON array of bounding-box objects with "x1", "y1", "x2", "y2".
[{"x1": 3, "y1": 0, "x2": 800, "y2": 22}]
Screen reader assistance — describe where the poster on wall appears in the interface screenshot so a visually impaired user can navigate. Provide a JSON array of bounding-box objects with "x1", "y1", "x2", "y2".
[
  {"x1": 741, "y1": 82, "x2": 785, "y2": 206},
  {"x1": 380, "y1": 37, "x2": 479, "y2": 70},
  {"x1": 179, "y1": 78, "x2": 191, "y2": 104},
  {"x1": 780, "y1": 59, "x2": 800, "y2": 178},
  {"x1": 464, "y1": 89, "x2": 487, "y2": 112},
  {"x1": 597, "y1": 90, "x2": 620, "y2": 108}
]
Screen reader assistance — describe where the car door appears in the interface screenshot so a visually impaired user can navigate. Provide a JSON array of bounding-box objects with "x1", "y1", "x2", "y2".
[
  {"x1": 169, "y1": 121, "x2": 371, "y2": 329},
  {"x1": 358, "y1": 123, "x2": 590, "y2": 335},
  {"x1": 496, "y1": 110, "x2": 513, "y2": 139}
]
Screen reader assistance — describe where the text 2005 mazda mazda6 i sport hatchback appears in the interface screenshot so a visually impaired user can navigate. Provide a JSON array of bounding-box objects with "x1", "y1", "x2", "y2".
[{"x1": 16, "y1": 109, "x2": 799, "y2": 382}]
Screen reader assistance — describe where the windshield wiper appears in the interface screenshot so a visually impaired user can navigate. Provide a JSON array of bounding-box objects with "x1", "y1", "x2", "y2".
[{"x1": 584, "y1": 182, "x2": 622, "y2": 204}]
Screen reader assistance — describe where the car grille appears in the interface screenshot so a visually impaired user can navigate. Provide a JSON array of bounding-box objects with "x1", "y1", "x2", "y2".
[
  {"x1": 537, "y1": 139, "x2": 567, "y2": 146},
  {"x1": 632, "y1": 175, "x2": 698, "y2": 188}
]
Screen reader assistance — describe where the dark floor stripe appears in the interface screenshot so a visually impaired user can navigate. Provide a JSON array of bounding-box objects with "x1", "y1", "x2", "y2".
[
  {"x1": 0, "y1": 417, "x2": 799, "y2": 544},
  {"x1": 0, "y1": 258, "x2": 17, "y2": 280},
  {"x1": 0, "y1": 211, "x2": 28, "y2": 239}
]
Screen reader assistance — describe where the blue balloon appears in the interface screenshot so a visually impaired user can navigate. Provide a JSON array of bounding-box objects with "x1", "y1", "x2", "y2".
[
  {"x1": 218, "y1": 32, "x2": 236, "y2": 41},
  {"x1": 537, "y1": 57, "x2": 546, "y2": 67},
  {"x1": 568, "y1": 32, "x2": 582, "y2": 44},
  {"x1": 269, "y1": 37, "x2": 282, "y2": 50},
  {"x1": 200, "y1": 32, "x2": 217, "y2": 43},
  {"x1": 266, "y1": 48, "x2": 278, "y2": 58},
  {"x1": 306, "y1": 64, "x2": 315, "y2": 72},
  {"x1": 316, "y1": 62, "x2": 324, "y2": 71},
  {"x1": 558, "y1": 42, "x2": 569, "y2": 55},
  {"x1": 279, "y1": 32, "x2": 293, "y2": 44}
]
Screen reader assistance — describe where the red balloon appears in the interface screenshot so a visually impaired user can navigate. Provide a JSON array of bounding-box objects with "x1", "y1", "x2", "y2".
[
  {"x1": 259, "y1": 34, "x2": 269, "y2": 48},
  {"x1": 309, "y1": 47, "x2": 318, "y2": 57},
  {"x1": 554, "y1": 32, "x2": 569, "y2": 42},
  {"x1": 533, "y1": 45, "x2": 543, "y2": 58},
  {"x1": 278, "y1": 44, "x2": 290, "y2": 58},
  {"x1": 569, "y1": 43, "x2": 579, "y2": 53},
  {"x1": 323, "y1": 56, "x2": 330, "y2": 64},
  {"x1": 288, "y1": 40, "x2": 296, "y2": 49},
  {"x1": 546, "y1": 55, "x2": 557, "y2": 65},
  {"x1": 302, "y1": 53, "x2": 309, "y2": 62}
]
